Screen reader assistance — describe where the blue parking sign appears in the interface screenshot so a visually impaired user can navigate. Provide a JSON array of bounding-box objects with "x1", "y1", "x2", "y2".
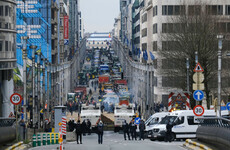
[{"x1": 226, "y1": 102, "x2": 230, "y2": 111}]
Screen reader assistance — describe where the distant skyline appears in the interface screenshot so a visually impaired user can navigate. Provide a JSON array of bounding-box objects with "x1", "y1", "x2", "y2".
[{"x1": 80, "y1": 0, "x2": 120, "y2": 33}]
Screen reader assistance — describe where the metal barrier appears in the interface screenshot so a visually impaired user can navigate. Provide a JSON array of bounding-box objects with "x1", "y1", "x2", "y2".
[
  {"x1": 0, "y1": 118, "x2": 16, "y2": 144},
  {"x1": 0, "y1": 118, "x2": 16, "y2": 127},
  {"x1": 197, "y1": 117, "x2": 230, "y2": 149}
]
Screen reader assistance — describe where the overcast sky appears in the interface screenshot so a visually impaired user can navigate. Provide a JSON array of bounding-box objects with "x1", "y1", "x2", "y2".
[{"x1": 80, "y1": 0, "x2": 120, "y2": 33}]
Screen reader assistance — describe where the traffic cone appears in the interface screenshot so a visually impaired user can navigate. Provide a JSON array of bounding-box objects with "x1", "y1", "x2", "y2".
[
  {"x1": 47, "y1": 134, "x2": 51, "y2": 145},
  {"x1": 43, "y1": 134, "x2": 46, "y2": 145},
  {"x1": 55, "y1": 133, "x2": 59, "y2": 144},
  {"x1": 32, "y1": 134, "x2": 37, "y2": 147},
  {"x1": 37, "y1": 134, "x2": 41, "y2": 146}
]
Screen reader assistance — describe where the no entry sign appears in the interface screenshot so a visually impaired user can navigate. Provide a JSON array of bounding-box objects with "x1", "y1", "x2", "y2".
[
  {"x1": 10, "y1": 93, "x2": 22, "y2": 105},
  {"x1": 193, "y1": 105, "x2": 204, "y2": 116}
]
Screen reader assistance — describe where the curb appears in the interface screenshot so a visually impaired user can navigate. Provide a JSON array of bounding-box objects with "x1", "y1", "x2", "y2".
[
  {"x1": 183, "y1": 139, "x2": 212, "y2": 150},
  {"x1": 6, "y1": 141, "x2": 23, "y2": 150}
]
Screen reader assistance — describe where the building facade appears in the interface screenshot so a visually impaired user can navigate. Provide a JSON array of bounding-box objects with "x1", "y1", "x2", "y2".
[
  {"x1": 0, "y1": 0, "x2": 17, "y2": 117},
  {"x1": 116, "y1": 0, "x2": 230, "y2": 108}
]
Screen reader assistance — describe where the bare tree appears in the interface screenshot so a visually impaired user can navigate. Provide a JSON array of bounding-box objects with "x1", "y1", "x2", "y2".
[{"x1": 159, "y1": 4, "x2": 223, "y2": 108}]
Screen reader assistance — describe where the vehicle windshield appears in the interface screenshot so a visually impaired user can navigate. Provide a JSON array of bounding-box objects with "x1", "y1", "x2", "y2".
[{"x1": 159, "y1": 116, "x2": 177, "y2": 124}]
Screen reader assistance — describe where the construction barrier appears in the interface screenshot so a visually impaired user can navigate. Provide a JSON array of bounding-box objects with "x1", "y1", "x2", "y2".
[
  {"x1": 32, "y1": 134, "x2": 37, "y2": 147},
  {"x1": 43, "y1": 134, "x2": 46, "y2": 145},
  {"x1": 31, "y1": 133, "x2": 59, "y2": 147}
]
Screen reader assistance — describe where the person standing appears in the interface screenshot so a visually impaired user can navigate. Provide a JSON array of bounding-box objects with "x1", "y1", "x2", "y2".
[
  {"x1": 129, "y1": 119, "x2": 137, "y2": 140},
  {"x1": 122, "y1": 120, "x2": 130, "y2": 140},
  {"x1": 165, "y1": 120, "x2": 174, "y2": 142},
  {"x1": 97, "y1": 120, "x2": 104, "y2": 144},
  {"x1": 139, "y1": 119, "x2": 145, "y2": 140},
  {"x1": 74, "y1": 120, "x2": 82, "y2": 144},
  {"x1": 82, "y1": 120, "x2": 87, "y2": 136},
  {"x1": 87, "y1": 119, "x2": 91, "y2": 135}
]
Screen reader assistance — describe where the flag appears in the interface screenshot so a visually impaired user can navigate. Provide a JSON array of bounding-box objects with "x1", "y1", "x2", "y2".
[
  {"x1": 138, "y1": 48, "x2": 141, "y2": 57},
  {"x1": 149, "y1": 51, "x2": 155, "y2": 60},
  {"x1": 143, "y1": 50, "x2": 148, "y2": 61}
]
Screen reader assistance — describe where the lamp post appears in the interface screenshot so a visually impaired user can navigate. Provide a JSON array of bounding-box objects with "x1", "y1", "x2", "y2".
[
  {"x1": 30, "y1": 45, "x2": 37, "y2": 131},
  {"x1": 21, "y1": 36, "x2": 28, "y2": 140},
  {"x1": 47, "y1": 62, "x2": 50, "y2": 121},
  {"x1": 41, "y1": 58, "x2": 46, "y2": 126},
  {"x1": 186, "y1": 58, "x2": 190, "y2": 93},
  {"x1": 217, "y1": 35, "x2": 223, "y2": 117},
  {"x1": 36, "y1": 51, "x2": 41, "y2": 129}
]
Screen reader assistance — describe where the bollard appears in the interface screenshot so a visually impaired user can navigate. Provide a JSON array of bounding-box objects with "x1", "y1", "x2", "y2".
[
  {"x1": 47, "y1": 134, "x2": 51, "y2": 145},
  {"x1": 56, "y1": 133, "x2": 59, "y2": 144},
  {"x1": 37, "y1": 134, "x2": 41, "y2": 146},
  {"x1": 43, "y1": 134, "x2": 47, "y2": 145},
  {"x1": 51, "y1": 133, "x2": 55, "y2": 144},
  {"x1": 32, "y1": 134, "x2": 37, "y2": 147}
]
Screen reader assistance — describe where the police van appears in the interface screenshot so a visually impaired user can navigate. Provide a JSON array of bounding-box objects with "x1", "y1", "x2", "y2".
[
  {"x1": 145, "y1": 112, "x2": 169, "y2": 138},
  {"x1": 150, "y1": 110, "x2": 229, "y2": 141}
]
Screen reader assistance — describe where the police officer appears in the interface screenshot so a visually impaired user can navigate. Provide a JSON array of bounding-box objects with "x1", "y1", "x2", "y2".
[
  {"x1": 165, "y1": 120, "x2": 174, "y2": 142},
  {"x1": 139, "y1": 119, "x2": 145, "y2": 140},
  {"x1": 74, "y1": 120, "x2": 82, "y2": 144},
  {"x1": 129, "y1": 119, "x2": 137, "y2": 140},
  {"x1": 122, "y1": 120, "x2": 130, "y2": 140}
]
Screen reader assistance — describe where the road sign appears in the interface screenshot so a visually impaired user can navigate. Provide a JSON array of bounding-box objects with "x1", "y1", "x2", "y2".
[
  {"x1": 193, "y1": 90, "x2": 204, "y2": 101},
  {"x1": 193, "y1": 83, "x2": 204, "y2": 90},
  {"x1": 226, "y1": 102, "x2": 230, "y2": 111},
  {"x1": 193, "y1": 72, "x2": 204, "y2": 83},
  {"x1": 10, "y1": 93, "x2": 22, "y2": 105},
  {"x1": 134, "y1": 117, "x2": 140, "y2": 125},
  {"x1": 194, "y1": 62, "x2": 204, "y2": 72},
  {"x1": 64, "y1": 39, "x2": 69, "y2": 45},
  {"x1": 193, "y1": 105, "x2": 205, "y2": 116}
]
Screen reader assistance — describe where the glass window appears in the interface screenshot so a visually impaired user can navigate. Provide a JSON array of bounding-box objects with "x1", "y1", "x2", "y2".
[
  {"x1": 174, "y1": 6, "x2": 180, "y2": 15},
  {"x1": 226, "y1": 5, "x2": 230, "y2": 15},
  {"x1": 153, "y1": 41, "x2": 157, "y2": 51},
  {"x1": 153, "y1": 24, "x2": 157, "y2": 34},
  {"x1": 168, "y1": 6, "x2": 173, "y2": 15},
  {"x1": 187, "y1": 116, "x2": 198, "y2": 125},
  {"x1": 162, "y1": 6, "x2": 167, "y2": 15},
  {"x1": 0, "y1": 6, "x2": 3, "y2": 16},
  {"x1": 5, "y1": 6, "x2": 9, "y2": 16},
  {"x1": 0, "y1": 41, "x2": 3, "y2": 51},
  {"x1": 5, "y1": 41, "x2": 8, "y2": 51}
]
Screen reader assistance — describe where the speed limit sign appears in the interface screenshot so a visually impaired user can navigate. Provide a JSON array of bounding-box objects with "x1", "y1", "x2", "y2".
[
  {"x1": 10, "y1": 93, "x2": 22, "y2": 105},
  {"x1": 193, "y1": 105, "x2": 204, "y2": 116}
]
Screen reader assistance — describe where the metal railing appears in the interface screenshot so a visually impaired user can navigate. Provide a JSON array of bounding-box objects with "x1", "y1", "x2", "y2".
[
  {"x1": 197, "y1": 117, "x2": 230, "y2": 128},
  {"x1": 0, "y1": 118, "x2": 16, "y2": 127}
]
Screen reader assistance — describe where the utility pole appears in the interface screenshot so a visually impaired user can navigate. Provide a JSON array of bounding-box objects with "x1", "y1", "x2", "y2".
[
  {"x1": 30, "y1": 45, "x2": 37, "y2": 132},
  {"x1": 37, "y1": 51, "x2": 41, "y2": 129},
  {"x1": 195, "y1": 51, "x2": 198, "y2": 106},
  {"x1": 47, "y1": 63, "x2": 50, "y2": 121},
  {"x1": 217, "y1": 35, "x2": 223, "y2": 117},
  {"x1": 146, "y1": 64, "x2": 149, "y2": 117}
]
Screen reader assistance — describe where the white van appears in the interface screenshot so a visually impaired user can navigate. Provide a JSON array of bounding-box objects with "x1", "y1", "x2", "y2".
[
  {"x1": 145, "y1": 112, "x2": 169, "y2": 138},
  {"x1": 150, "y1": 110, "x2": 229, "y2": 141}
]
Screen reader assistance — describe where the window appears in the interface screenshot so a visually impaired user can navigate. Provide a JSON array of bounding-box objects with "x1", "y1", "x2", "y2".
[
  {"x1": 206, "y1": 5, "x2": 223, "y2": 15},
  {"x1": 5, "y1": 41, "x2": 8, "y2": 51},
  {"x1": 226, "y1": 5, "x2": 230, "y2": 15},
  {"x1": 153, "y1": 41, "x2": 157, "y2": 51},
  {"x1": 153, "y1": 24, "x2": 157, "y2": 34},
  {"x1": 188, "y1": 5, "x2": 201, "y2": 15},
  {"x1": 0, "y1": 41, "x2": 2, "y2": 51},
  {"x1": 162, "y1": 5, "x2": 185, "y2": 15},
  {"x1": 142, "y1": 43, "x2": 147, "y2": 50},
  {"x1": 142, "y1": 13, "x2": 147, "y2": 23},
  {"x1": 187, "y1": 116, "x2": 198, "y2": 125},
  {"x1": 5, "y1": 6, "x2": 9, "y2": 16},
  {"x1": 142, "y1": 28, "x2": 147, "y2": 37},
  {"x1": 175, "y1": 116, "x2": 184, "y2": 125},
  {"x1": 0, "y1": 6, "x2": 3, "y2": 16},
  {"x1": 153, "y1": 6, "x2": 157, "y2": 17}
]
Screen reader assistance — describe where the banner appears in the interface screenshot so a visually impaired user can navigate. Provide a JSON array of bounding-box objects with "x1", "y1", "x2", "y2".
[{"x1": 64, "y1": 16, "x2": 69, "y2": 45}]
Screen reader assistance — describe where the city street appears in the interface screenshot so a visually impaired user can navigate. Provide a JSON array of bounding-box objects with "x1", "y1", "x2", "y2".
[{"x1": 29, "y1": 131, "x2": 186, "y2": 150}]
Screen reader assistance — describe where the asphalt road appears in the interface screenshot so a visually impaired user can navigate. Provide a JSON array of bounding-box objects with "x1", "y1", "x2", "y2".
[{"x1": 29, "y1": 131, "x2": 186, "y2": 150}]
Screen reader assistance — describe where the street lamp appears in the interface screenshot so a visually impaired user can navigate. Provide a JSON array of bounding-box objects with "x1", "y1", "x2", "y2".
[
  {"x1": 217, "y1": 35, "x2": 224, "y2": 117},
  {"x1": 186, "y1": 58, "x2": 190, "y2": 93},
  {"x1": 29, "y1": 45, "x2": 37, "y2": 131}
]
